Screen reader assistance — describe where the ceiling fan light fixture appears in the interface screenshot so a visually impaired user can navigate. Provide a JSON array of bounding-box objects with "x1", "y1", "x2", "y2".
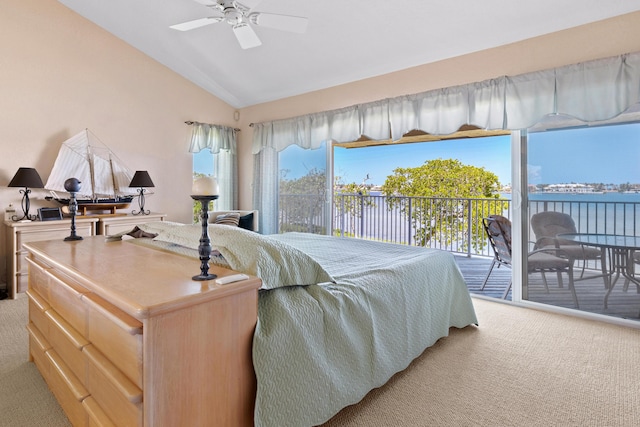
[{"x1": 224, "y1": 7, "x2": 244, "y2": 25}]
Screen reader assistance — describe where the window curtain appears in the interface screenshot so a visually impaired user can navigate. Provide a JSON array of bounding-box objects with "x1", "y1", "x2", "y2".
[
  {"x1": 252, "y1": 146, "x2": 279, "y2": 234},
  {"x1": 188, "y1": 122, "x2": 238, "y2": 211},
  {"x1": 252, "y1": 51, "x2": 640, "y2": 233}
]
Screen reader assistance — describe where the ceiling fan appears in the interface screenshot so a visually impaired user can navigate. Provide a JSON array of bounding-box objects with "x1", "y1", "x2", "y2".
[{"x1": 170, "y1": 0, "x2": 308, "y2": 49}]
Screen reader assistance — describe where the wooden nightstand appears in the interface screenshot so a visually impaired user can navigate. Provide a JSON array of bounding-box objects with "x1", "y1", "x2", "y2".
[
  {"x1": 95, "y1": 213, "x2": 166, "y2": 236},
  {"x1": 4, "y1": 217, "x2": 99, "y2": 299}
]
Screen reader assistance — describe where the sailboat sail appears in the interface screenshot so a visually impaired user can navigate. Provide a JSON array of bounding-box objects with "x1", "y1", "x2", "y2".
[{"x1": 45, "y1": 129, "x2": 136, "y2": 200}]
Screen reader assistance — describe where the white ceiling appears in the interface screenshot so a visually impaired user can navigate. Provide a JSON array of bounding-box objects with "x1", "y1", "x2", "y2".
[{"x1": 57, "y1": 0, "x2": 640, "y2": 109}]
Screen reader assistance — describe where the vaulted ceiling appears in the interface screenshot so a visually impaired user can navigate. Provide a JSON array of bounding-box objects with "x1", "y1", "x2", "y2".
[{"x1": 58, "y1": 0, "x2": 640, "y2": 108}]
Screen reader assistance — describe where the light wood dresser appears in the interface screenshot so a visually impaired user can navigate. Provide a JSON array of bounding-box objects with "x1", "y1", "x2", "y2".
[
  {"x1": 24, "y1": 237, "x2": 261, "y2": 426},
  {"x1": 4, "y1": 217, "x2": 99, "y2": 299}
]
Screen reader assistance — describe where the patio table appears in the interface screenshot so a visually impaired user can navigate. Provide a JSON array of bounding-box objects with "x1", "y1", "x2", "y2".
[{"x1": 558, "y1": 233, "x2": 640, "y2": 313}]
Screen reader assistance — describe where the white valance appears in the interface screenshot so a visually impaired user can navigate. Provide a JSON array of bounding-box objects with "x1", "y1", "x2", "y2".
[
  {"x1": 252, "y1": 51, "x2": 640, "y2": 153},
  {"x1": 188, "y1": 122, "x2": 237, "y2": 155}
]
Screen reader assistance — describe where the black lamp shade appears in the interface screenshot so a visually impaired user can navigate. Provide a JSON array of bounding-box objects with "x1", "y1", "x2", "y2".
[
  {"x1": 129, "y1": 171, "x2": 154, "y2": 188},
  {"x1": 8, "y1": 167, "x2": 44, "y2": 188}
]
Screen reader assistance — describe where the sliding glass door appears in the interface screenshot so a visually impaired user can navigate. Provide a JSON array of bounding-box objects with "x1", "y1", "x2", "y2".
[{"x1": 522, "y1": 119, "x2": 640, "y2": 322}]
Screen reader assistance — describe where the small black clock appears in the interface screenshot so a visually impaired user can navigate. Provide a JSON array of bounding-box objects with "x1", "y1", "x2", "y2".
[{"x1": 38, "y1": 207, "x2": 63, "y2": 221}]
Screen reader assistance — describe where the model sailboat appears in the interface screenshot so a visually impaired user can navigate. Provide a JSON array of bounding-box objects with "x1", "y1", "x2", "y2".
[{"x1": 45, "y1": 129, "x2": 136, "y2": 214}]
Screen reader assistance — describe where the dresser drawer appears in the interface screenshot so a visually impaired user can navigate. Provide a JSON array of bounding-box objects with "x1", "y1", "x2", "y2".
[
  {"x1": 47, "y1": 349, "x2": 90, "y2": 427},
  {"x1": 83, "y1": 396, "x2": 117, "y2": 427},
  {"x1": 101, "y1": 223, "x2": 144, "y2": 236},
  {"x1": 26, "y1": 256, "x2": 51, "y2": 301},
  {"x1": 16, "y1": 223, "x2": 94, "y2": 248},
  {"x1": 27, "y1": 322, "x2": 52, "y2": 382},
  {"x1": 47, "y1": 269, "x2": 89, "y2": 336},
  {"x1": 84, "y1": 345, "x2": 143, "y2": 427},
  {"x1": 83, "y1": 293, "x2": 143, "y2": 388},
  {"x1": 46, "y1": 309, "x2": 89, "y2": 385},
  {"x1": 27, "y1": 289, "x2": 51, "y2": 337}
]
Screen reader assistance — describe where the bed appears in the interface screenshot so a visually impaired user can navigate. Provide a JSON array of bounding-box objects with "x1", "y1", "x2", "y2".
[{"x1": 129, "y1": 221, "x2": 478, "y2": 426}]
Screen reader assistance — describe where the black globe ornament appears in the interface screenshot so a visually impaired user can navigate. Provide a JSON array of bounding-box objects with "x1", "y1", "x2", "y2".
[
  {"x1": 64, "y1": 177, "x2": 81, "y2": 193},
  {"x1": 64, "y1": 177, "x2": 83, "y2": 241}
]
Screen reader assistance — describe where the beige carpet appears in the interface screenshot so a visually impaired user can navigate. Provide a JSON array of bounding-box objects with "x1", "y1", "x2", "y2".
[{"x1": 1, "y1": 295, "x2": 639, "y2": 427}]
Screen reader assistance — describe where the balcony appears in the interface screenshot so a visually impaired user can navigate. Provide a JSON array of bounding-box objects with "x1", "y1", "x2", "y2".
[{"x1": 279, "y1": 193, "x2": 640, "y2": 322}]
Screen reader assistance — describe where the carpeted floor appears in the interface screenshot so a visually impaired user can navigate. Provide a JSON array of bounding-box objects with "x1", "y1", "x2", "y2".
[{"x1": 1, "y1": 294, "x2": 639, "y2": 426}]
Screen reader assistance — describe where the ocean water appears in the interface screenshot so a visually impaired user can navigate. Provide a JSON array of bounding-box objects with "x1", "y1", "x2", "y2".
[{"x1": 523, "y1": 192, "x2": 640, "y2": 235}]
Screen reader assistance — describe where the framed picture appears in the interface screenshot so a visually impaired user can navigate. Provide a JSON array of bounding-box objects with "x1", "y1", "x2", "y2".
[{"x1": 38, "y1": 207, "x2": 62, "y2": 221}]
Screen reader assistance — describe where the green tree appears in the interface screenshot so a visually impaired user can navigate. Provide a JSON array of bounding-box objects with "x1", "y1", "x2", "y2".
[
  {"x1": 333, "y1": 177, "x2": 376, "y2": 237},
  {"x1": 381, "y1": 158, "x2": 506, "y2": 248},
  {"x1": 279, "y1": 168, "x2": 327, "y2": 233}
]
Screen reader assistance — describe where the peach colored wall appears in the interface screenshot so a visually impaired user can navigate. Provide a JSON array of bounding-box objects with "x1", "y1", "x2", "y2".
[
  {"x1": 237, "y1": 11, "x2": 640, "y2": 208},
  {"x1": 0, "y1": 0, "x2": 235, "y2": 282}
]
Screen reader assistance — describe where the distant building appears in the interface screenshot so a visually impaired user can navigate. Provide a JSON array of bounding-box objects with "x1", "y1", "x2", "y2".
[{"x1": 544, "y1": 183, "x2": 598, "y2": 193}]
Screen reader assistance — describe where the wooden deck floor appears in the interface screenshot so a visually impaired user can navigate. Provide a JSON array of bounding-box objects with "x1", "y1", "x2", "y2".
[{"x1": 454, "y1": 255, "x2": 640, "y2": 322}]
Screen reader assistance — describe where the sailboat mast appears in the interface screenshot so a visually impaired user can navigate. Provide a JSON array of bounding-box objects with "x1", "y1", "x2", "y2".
[
  {"x1": 109, "y1": 158, "x2": 118, "y2": 198},
  {"x1": 87, "y1": 144, "x2": 97, "y2": 200}
]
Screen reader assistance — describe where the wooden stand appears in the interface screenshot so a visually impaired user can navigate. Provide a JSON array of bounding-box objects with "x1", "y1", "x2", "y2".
[{"x1": 191, "y1": 195, "x2": 218, "y2": 281}]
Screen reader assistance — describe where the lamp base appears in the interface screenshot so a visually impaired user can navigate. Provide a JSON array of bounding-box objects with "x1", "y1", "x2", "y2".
[
  {"x1": 132, "y1": 189, "x2": 150, "y2": 215},
  {"x1": 64, "y1": 235, "x2": 83, "y2": 241}
]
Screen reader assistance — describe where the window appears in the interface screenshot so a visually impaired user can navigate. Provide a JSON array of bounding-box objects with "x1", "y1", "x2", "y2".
[{"x1": 192, "y1": 149, "x2": 215, "y2": 223}]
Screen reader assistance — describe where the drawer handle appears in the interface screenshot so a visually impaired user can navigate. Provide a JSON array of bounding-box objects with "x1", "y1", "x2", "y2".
[
  {"x1": 26, "y1": 289, "x2": 50, "y2": 311},
  {"x1": 84, "y1": 345, "x2": 143, "y2": 404},
  {"x1": 24, "y1": 256, "x2": 51, "y2": 273},
  {"x1": 45, "y1": 310, "x2": 90, "y2": 350},
  {"x1": 46, "y1": 349, "x2": 90, "y2": 402},
  {"x1": 45, "y1": 269, "x2": 87, "y2": 299},
  {"x1": 83, "y1": 294, "x2": 143, "y2": 336},
  {"x1": 27, "y1": 323, "x2": 52, "y2": 352}
]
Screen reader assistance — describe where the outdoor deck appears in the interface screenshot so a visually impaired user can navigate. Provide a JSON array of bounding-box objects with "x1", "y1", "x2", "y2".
[{"x1": 455, "y1": 254, "x2": 640, "y2": 322}]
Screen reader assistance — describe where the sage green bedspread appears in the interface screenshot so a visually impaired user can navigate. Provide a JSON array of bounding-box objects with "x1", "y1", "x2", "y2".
[
  {"x1": 253, "y1": 232, "x2": 477, "y2": 427},
  {"x1": 133, "y1": 224, "x2": 477, "y2": 427}
]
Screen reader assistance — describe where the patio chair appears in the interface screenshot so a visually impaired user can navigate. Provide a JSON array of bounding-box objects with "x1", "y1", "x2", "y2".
[
  {"x1": 530, "y1": 211, "x2": 603, "y2": 283},
  {"x1": 481, "y1": 215, "x2": 579, "y2": 307}
]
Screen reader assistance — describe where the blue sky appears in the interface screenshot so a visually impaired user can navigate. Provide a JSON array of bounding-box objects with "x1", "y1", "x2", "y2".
[
  {"x1": 334, "y1": 137, "x2": 511, "y2": 186},
  {"x1": 528, "y1": 123, "x2": 640, "y2": 185},
  {"x1": 195, "y1": 122, "x2": 640, "y2": 186}
]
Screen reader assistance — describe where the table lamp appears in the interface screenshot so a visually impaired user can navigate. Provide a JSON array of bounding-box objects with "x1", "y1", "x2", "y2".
[
  {"x1": 129, "y1": 171, "x2": 155, "y2": 215},
  {"x1": 8, "y1": 167, "x2": 44, "y2": 221}
]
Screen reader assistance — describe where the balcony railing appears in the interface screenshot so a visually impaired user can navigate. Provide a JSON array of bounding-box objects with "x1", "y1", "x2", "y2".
[{"x1": 278, "y1": 193, "x2": 640, "y2": 258}]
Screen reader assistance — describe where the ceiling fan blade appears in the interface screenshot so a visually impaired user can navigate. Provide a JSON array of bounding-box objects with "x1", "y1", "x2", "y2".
[
  {"x1": 235, "y1": 0, "x2": 264, "y2": 10},
  {"x1": 250, "y1": 13, "x2": 308, "y2": 34},
  {"x1": 192, "y1": 0, "x2": 218, "y2": 6},
  {"x1": 232, "y1": 23, "x2": 262, "y2": 49},
  {"x1": 170, "y1": 16, "x2": 223, "y2": 31}
]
